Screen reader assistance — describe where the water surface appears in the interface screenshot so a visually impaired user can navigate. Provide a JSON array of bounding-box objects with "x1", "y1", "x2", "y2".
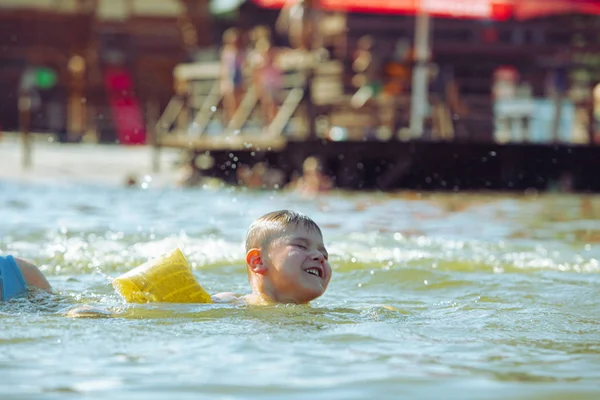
[{"x1": 1, "y1": 181, "x2": 599, "y2": 399}]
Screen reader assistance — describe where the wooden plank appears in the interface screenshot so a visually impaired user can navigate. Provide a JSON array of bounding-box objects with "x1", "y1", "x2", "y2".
[
  {"x1": 159, "y1": 133, "x2": 288, "y2": 151},
  {"x1": 174, "y1": 58, "x2": 343, "y2": 81},
  {"x1": 267, "y1": 88, "x2": 304, "y2": 136},
  {"x1": 174, "y1": 62, "x2": 220, "y2": 80}
]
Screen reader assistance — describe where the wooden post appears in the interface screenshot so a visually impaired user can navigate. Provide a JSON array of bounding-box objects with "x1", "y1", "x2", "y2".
[
  {"x1": 174, "y1": 78, "x2": 189, "y2": 133},
  {"x1": 409, "y1": 12, "x2": 431, "y2": 139},
  {"x1": 305, "y1": 0, "x2": 319, "y2": 140},
  {"x1": 589, "y1": 99, "x2": 596, "y2": 145},
  {"x1": 592, "y1": 83, "x2": 600, "y2": 145},
  {"x1": 550, "y1": 91, "x2": 564, "y2": 143},
  {"x1": 550, "y1": 62, "x2": 568, "y2": 143},
  {"x1": 147, "y1": 97, "x2": 161, "y2": 172},
  {"x1": 68, "y1": 55, "x2": 87, "y2": 142},
  {"x1": 18, "y1": 91, "x2": 32, "y2": 169},
  {"x1": 304, "y1": 60, "x2": 317, "y2": 140}
]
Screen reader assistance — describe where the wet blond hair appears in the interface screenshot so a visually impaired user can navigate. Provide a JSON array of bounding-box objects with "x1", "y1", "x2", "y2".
[{"x1": 245, "y1": 210, "x2": 322, "y2": 251}]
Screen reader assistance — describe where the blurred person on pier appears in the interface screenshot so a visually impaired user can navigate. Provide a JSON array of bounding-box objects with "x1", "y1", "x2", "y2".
[{"x1": 220, "y1": 28, "x2": 246, "y2": 124}]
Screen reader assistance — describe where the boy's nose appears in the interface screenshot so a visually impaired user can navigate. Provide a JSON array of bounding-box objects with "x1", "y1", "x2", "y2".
[{"x1": 312, "y1": 251, "x2": 325, "y2": 263}]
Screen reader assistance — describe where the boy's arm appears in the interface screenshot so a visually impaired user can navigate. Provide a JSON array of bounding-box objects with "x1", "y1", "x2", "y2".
[
  {"x1": 14, "y1": 257, "x2": 52, "y2": 291},
  {"x1": 211, "y1": 292, "x2": 239, "y2": 303}
]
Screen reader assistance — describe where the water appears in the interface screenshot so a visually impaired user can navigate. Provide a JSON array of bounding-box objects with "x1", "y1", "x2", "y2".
[{"x1": 1, "y1": 180, "x2": 599, "y2": 399}]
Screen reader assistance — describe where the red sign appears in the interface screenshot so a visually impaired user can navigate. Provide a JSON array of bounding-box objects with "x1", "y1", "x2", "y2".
[
  {"x1": 253, "y1": 0, "x2": 600, "y2": 19},
  {"x1": 514, "y1": 0, "x2": 600, "y2": 19},
  {"x1": 320, "y1": 0, "x2": 417, "y2": 16},
  {"x1": 420, "y1": 0, "x2": 512, "y2": 19},
  {"x1": 253, "y1": 0, "x2": 512, "y2": 19}
]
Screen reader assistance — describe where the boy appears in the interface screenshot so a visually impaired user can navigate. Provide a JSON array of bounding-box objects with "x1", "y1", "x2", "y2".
[
  {"x1": 0, "y1": 255, "x2": 52, "y2": 301},
  {"x1": 214, "y1": 209, "x2": 332, "y2": 305},
  {"x1": 2, "y1": 210, "x2": 332, "y2": 306}
]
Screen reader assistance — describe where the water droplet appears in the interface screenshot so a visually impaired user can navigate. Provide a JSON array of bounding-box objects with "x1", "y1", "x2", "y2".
[
  {"x1": 210, "y1": 106, "x2": 217, "y2": 112},
  {"x1": 141, "y1": 182, "x2": 148, "y2": 189},
  {"x1": 423, "y1": 280, "x2": 428, "y2": 285}
]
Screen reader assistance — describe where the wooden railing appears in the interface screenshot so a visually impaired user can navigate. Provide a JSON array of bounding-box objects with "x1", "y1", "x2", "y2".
[
  {"x1": 153, "y1": 50, "x2": 346, "y2": 149},
  {"x1": 152, "y1": 47, "x2": 503, "y2": 161}
]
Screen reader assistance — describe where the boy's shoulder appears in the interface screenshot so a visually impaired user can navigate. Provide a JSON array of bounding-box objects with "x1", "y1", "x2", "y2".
[{"x1": 13, "y1": 257, "x2": 51, "y2": 291}]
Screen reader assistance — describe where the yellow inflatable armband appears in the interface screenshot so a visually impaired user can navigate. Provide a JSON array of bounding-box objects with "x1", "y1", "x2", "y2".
[{"x1": 113, "y1": 248, "x2": 212, "y2": 303}]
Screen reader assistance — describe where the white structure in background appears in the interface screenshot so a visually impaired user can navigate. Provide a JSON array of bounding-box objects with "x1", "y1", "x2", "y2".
[
  {"x1": 0, "y1": 0, "x2": 184, "y2": 19},
  {"x1": 492, "y1": 65, "x2": 581, "y2": 144},
  {"x1": 494, "y1": 98, "x2": 577, "y2": 144},
  {"x1": 492, "y1": 66, "x2": 589, "y2": 144},
  {"x1": 409, "y1": 0, "x2": 505, "y2": 138}
]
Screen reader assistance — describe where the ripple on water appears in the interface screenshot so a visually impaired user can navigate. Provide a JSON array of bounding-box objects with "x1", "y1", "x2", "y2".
[{"x1": 1, "y1": 184, "x2": 600, "y2": 398}]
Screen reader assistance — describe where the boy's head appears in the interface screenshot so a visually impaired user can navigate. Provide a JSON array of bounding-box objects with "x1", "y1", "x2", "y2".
[{"x1": 245, "y1": 210, "x2": 331, "y2": 304}]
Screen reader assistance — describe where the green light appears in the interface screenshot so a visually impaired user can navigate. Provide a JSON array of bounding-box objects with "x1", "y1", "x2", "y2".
[{"x1": 34, "y1": 67, "x2": 57, "y2": 89}]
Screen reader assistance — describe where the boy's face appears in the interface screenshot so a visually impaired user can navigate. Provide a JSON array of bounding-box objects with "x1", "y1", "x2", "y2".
[{"x1": 257, "y1": 226, "x2": 332, "y2": 304}]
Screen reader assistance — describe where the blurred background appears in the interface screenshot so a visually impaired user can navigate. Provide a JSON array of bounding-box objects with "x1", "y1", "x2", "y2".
[
  {"x1": 1, "y1": 0, "x2": 600, "y2": 191},
  {"x1": 2, "y1": 4, "x2": 600, "y2": 397}
]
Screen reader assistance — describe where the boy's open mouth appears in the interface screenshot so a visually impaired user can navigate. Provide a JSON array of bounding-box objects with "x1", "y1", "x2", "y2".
[{"x1": 304, "y1": 267, "x2": 323, "y2": 279}]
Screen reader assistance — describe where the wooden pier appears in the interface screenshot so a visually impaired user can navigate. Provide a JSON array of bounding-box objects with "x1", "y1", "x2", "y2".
[
  {"x1": 177, "y1": 138, "x2": 600, "y2": 192},
  {"x1": 152, "y1": 52, "x2": 600, "y2": 193}
]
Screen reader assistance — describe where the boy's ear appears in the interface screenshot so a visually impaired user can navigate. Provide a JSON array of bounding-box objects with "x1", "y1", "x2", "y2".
[{"x1": 246, "y1": 248, "x2": 267, "y2": 275}]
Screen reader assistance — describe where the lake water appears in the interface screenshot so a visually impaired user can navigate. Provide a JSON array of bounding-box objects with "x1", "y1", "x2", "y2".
[{"x1": 1, "y1": 181, "x2": 599, "y2": 399}]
